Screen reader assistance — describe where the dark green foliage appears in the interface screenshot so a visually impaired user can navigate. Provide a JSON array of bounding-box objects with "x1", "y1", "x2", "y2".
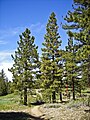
[
  {"x1": 9, "y1": 28, "x2": 39, "y2": 105},
  {"x1": 5, "y1": 0, "x2": 90, "y2": 104},
  {"x1": 41, "y1": 12, "x2": 63, "y2": 102},
  {"x1": 63, "y1": 0, "x2": 90, "y2": 89}
]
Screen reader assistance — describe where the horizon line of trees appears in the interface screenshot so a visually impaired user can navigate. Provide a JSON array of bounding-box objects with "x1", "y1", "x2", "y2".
[{"x1": 1, "y1": 0, "x2": 89, "y2": 105}]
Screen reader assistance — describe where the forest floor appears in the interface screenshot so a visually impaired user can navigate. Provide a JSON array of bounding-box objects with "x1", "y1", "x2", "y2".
[
  {"x1": 28, "y1": 101, "x2": 90, "y2": 120},
  {"x1": 0, "y1": 91, "x2": 90, "y2": 120},
  {"x1": 39, "y1": 103, "x2": 90, "y2": 120},
  {"x1": 0, "y1": 103, "x2": 90, "y2": 120},
  {"x1": 30, "y1": 88, "x2": 90, "y2": 120}
]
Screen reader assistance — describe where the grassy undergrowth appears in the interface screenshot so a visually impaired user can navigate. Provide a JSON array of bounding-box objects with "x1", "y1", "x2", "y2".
[
  {"x1": 0, "y1": 93, "x2": 30, "y2": 111},
  {"x1": 0, "y1": 93, "x2": 44, "y2": 120},
  {"x1": 0, "y1": 88, "x2": 90, "y2": 111}
]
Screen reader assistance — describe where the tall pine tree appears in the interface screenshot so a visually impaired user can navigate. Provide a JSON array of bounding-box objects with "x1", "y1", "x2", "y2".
[
  {"x1": 63, "y1": 0, "x2": 90, "y2": 87},
  {"x1": 9, "y1": 28, "x2": 39, "y2": 105},
  {"x1": 63, "y1": 36, "x2": 77, "y2": 100},
  {"x1": 41, "y1": 12, "x2": 62, "y2": 102}
]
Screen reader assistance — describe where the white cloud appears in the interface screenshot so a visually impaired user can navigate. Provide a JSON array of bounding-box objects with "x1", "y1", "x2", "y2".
[
  {"x1": 0, "y1": 62, "x2": 13, "y2": 81},
  {"x1": 0, "y1": 50, "x2": 14, "y2": 62},
  {"x1": 0, "y1": 50, "x2": 15, "y2": 81}
]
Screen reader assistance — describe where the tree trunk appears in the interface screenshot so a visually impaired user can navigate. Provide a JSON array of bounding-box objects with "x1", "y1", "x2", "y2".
[
  {"x1": 79, "y1": 88, "x2": 81, "y2": 97},
  {"x1": 72, "y1": 78, "x2": 75, "y2": 100},
  {"x1": 60, "y1": 91, "x2": 62, "y2": 102},
  {"x1": 60, "y1": 79, "x2": 63, "y2": 102},
  {"x1": 52, "y1": 91, "x2": 56, "y2": 103},
  {"x1": 88, "y1": 55, "x2": 90, "y2": 87},
  {"x1": 24, "y1": 87, "x2": 27, "y2": 105},
  {"x1": 66, "y1": 83, "x2": 68, "y2": 96},
  {"x1": 51, "y1": 55, "x2": 56, "y2": 103},
  {"x1": 20, "y1": 91, "x2": 23, "y2": 104}
]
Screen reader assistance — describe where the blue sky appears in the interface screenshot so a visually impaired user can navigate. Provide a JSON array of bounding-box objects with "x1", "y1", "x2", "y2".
[{"x1": 0, "y1": 0, "x2": 73, "y2": 80}]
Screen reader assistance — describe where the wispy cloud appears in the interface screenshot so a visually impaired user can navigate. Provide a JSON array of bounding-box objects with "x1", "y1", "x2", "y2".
[
  {"x1": 0, "y1": 23, "x2": 45, "y2": 39},
  {"x1": 30, "y1": 23, "x2": 45, "y2": 33},
  {"x1": 0, "y1": 50, "x2": 14, "y2": 62},
  {"x1": 0, "y1": 40, "x2": 8, "y2": 45},
  {"x1": 0, "y1": 27, "x2": 24, "y2": 39}
]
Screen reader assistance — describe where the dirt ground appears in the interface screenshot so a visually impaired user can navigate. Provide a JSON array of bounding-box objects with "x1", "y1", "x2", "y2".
[
  {"x1": 0, "y1": 104, "x2": 90, "y2": 120},
  {"x1": 29, "y1": 103, "x2": 90, "y2": 120}
]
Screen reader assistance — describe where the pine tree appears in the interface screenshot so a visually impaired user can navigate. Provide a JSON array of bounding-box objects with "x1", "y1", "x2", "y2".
[
  {"x1": 0, "y1": 69, "x2": 8, "y2": 96},
  {"x1": 63, "y1": 36, "x2": 78, "y2": 100},
  {"x1": 9, "y1": 28, "x2": 39, "y2": 105},
  {"x1": 41, "y1": 12, "x2": 62, "y2": 102},
  {"x1": 63, "y1": 0, "x2": 90, "y2": 87}
]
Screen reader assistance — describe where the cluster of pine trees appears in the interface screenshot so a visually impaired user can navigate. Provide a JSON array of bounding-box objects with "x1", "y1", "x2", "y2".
[
  {"x1": 0, "y1": 69, "x2": 13, "y2": 96},
  {"x1": 9, "y1": 0, "x2": 90, "y2": 105}
]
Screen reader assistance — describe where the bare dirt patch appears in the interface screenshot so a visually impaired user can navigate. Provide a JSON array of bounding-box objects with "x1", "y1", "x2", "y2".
[{"x1": 40, "y1": 103, "x2": 90, "y2": 120}]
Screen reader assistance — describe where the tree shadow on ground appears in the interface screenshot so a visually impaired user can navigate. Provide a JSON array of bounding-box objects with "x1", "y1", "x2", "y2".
[
  {"x1": 0, "y1": 112, "x2": 44, "y2": 120},
  {"x1": 84, "y1": 109, "x2": 90, "y2": 113},
  {"x1": 31, "y1": 101, "x2": 45, "y2": 105}
]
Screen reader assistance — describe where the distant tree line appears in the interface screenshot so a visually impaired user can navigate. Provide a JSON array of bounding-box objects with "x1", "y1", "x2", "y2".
[{"x1": 8, "y1": 0, "x2": 90, "y2": 105}]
